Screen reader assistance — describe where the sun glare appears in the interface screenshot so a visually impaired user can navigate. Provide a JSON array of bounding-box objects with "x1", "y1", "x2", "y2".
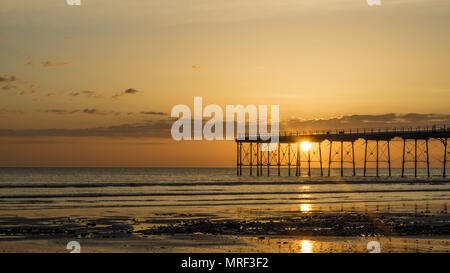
[
  {"x1": 300, "y1": 240, "x2": 313, "y2": 253},
  {"x1": 300, "y1": 141, "x2": 311, "y2": 151},
  {"x1": 300, "y1": 204, "x2": 311, "y2": 212}
]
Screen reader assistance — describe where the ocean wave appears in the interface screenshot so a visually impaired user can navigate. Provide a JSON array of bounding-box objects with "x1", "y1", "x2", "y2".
[{"x1": 0, "y1": 179, "x2": 448, "y2": 189}]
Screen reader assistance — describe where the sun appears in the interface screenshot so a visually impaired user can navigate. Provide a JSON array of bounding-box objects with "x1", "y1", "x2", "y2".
[{"x1": 300, "y1": 141, "x2": 311, "y2": 151}]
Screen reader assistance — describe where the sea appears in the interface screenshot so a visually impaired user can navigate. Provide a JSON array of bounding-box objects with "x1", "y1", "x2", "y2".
[{"x1": 0, "y1": 167, "x2": 448, "y2": 221}]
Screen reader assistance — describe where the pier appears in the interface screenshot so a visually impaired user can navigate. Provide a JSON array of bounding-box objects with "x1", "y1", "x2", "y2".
[{"x1": 236, "y1": 125, "x2": 450, "y2": 177}]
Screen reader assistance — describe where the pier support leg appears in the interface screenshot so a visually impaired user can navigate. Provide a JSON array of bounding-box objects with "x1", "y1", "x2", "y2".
[
  {"x1": 376, "y1": 140, "x2": 379, "y2": 177},
  {"x1": 296, "y1": 142, "x2": 300, "y2": 176},
  {"x1": 402, "y1": 139, "x2": 406, "y2": 177},
  {"x1": 308, "y1": 145, "x2": 311, "y2": 177},
  {"x1": 236, "y1": 142, "x2": 240, "y2": 176},
  {"x1": 387, "y1": 140, "x2": 391, "y2": 177},
  {"x1": 250, "y1": 143, "x2": 253, "y2": 176},
  {"x1": 256, "y1": 143, "x2": 260, "y2": 176},
  {"x1": 364, "y1": 139, "x2": 368, "y2": 177},
  {"x1": 319, "y1": 142, "x2": 323, "y2": 176},
  {"x1": 277, "y1": 143, "x2": 281, "y2": 176},
  {"x1": 340, "y1": 141, "x2": 343, "y2": 176},
  {"x1": 444, "y1": 138, "x2": 448, "y2": 178},
  {"x1": 261, "y1": 144, "x2": 263, "y2": 176},
  {"x1": 328, "y1": 141, "x2": 333, "y2": 176},
  {"x1": 260, "y1": 143, "x2": 263, "y2": 176},
  {"x1": 239, "y1": 143, "x2": 242, "y2": 176},
  {"x1": 288, "y1": 143, "x2": 291, "y2": 176},
  {"x1": 352, "y1": 141, "x2": 356, "y2": 176},
  {"x1": 259, "y1": 143, "x2": 263, "y2": 176},
  {"x1": 426, "y1": 139, "x2": 430, "y2": 178},
  {"x1": 414, "y1": 139, "x2": 417, "y2": 178},
  {"x1": 267, "y1": 149, "x2": 270, "y2": 176}
]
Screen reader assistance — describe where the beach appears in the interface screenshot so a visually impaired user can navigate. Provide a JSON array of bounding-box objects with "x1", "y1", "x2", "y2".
[
  {"x1": 0, "y1": 167, "x2": 449, "y2": 253},
  {"x1": 0, "y1": 210, "x2": 448, "y2": 253}
]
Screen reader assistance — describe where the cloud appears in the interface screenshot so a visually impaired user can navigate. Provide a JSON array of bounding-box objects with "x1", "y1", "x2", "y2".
[
  {"x1": 40, "y1": 108, "x2": 102, "y2": 115},
  {"x1": 112, "y1": 88, "x2": 143, "y2": 99},
  {"x1": 0, "y1": 75, "x2": 40, "y2": 94},
  {"x1": 82, "y1": 108, "x2": 98, "y2": 114},
  {"x1": 1, "y1": 84, "x2": 16, "y2": 90},
  {"x1": 282, "y1": 113, "x2": 450, "y2": 131},
  {"x1": 25, "y1": 60, "x2": 35, "y2": 67},
  {"x1": 0, "y1": 75, "x2": 16, "y2": 82},
  {"x1": 39, "y1": 108, "x2": 125, "y2": 116},
  {"x1": 0, "y1": 75, "x2": 19, "y2": 91},
  {"x1": 0, "y1": 120, "x2": 172, "y2": 139},
  {"x1": 140, "y1": 111, "x2": 167, "y2": 116},
  {"x1": 26, "y1": 60, "x2": 74, "y2": 68},
  {"x1": 40, "y1": 109, "x2": 79, "y2": 115},
  {"x1": 68, "y1": 92, "x2": 80, "y2": 97},
  {"x1": 69, "y1": 90, "x2": 103, "y2": 99},
  {"x1": 0, "y1": 109, "x2": 24, "y2": 115},
  {"x1": 1, "y1": 113, "x2": 448, "y2": 140},
  {"x1": 41, "y1": 61, "x2": 74, "y2": 67}
]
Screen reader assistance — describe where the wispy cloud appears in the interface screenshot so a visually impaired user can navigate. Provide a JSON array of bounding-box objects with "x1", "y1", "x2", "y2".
[
  {"x1": 38, "y1": 108, "x2": 126, "y2": 116},
  {"x1": 25, "y1": 60, "x2": 35, "y2": 67},
  {"x1": 39, "y1": 108, "x2": 103, "y2": 115},
  {"x1": 112, "y1": 88, "x2": 143, "y2": 99},
  {"x1": 0, "y1": 120, "x2": 172, "y2": 138},
  {"x1": 69, "y1": 90, "x2": 103, "y2": 99},
  {"x1": 0, "y1": 75, "x2": 18, "y2": 91},
  {"x1": 40, "y1": 109, "x2": 79, "y2": 115},
  {"x1": 0, "y1": 109, "x2": 24, "y2": 115},
  {"x1": 0, "y1": 75, "x2": 16, "y2": 82},
  {"x1": 283, "y1": 113, "x2": 450, "y2": 131},
  {"x1": 1, "y1": 113, "x2": 448, "y2": 140},
  {"x1": 41, "y1": 60, "x2": 74, "y2": 67},
  {"x1": 140, "y1": 111, "x2": 167, "y2": 116},
  {"x1": 25, "y1": 60, "x2": 74, "y2": 68},
  {"x1": 1, "y1": 84, "x2": 16, "y2": 90}
]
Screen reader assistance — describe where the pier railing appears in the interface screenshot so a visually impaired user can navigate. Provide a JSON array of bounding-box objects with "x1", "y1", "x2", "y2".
[{"x1": 237, "y1": 124, "x2": 450, "y2": 140}]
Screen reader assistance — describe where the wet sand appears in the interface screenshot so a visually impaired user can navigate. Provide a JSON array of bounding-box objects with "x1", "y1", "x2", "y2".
[
  {"x1": 0, "y1": 235, "x2": 449, "y2": 253},
  {"x1": 0, "y1": 209, "x2": 448, "y2": 253}
]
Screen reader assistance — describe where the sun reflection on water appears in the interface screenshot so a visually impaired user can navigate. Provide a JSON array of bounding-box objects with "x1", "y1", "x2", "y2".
[
  {"x1": 300, "y1": 240, "x2": 313, "y2": 253},
  {"x1": 300, "y1": 203, "x2": 311, "y2": 212},
  {"x1": 300, "y1": 185, "x2": 310, "y2": 191}
]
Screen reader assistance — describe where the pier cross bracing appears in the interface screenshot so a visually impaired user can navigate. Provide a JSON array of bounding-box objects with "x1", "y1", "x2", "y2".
[{"x1": 235, "y1": 125, "x2": 450, "y2": 177}]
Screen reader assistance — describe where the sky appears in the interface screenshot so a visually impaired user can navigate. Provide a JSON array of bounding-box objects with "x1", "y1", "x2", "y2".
[{"x1": 0, "y1": 0, "x2": 449, "y2": 166}]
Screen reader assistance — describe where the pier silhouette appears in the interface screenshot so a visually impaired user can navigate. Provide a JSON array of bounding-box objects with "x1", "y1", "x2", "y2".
[{"x1": 236, "y1": 125, "x2": 450, "y2": 177}]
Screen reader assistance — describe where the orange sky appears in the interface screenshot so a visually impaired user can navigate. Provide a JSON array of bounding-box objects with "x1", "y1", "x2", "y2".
[{"x1": 0, "y1": 0, "x2": 449, "y2": 166}]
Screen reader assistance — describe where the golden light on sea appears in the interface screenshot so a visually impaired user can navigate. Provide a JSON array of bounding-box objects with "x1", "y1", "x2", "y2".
[
  {"x1": 300, "y1": 204, "x2": 311, "y2": 212},
  {"x1": 300, "y1": 240, "x2": 313, "y2": 253},
  {"x1": 300, "y1": 185, "x2": 310, "y2": 191}
]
